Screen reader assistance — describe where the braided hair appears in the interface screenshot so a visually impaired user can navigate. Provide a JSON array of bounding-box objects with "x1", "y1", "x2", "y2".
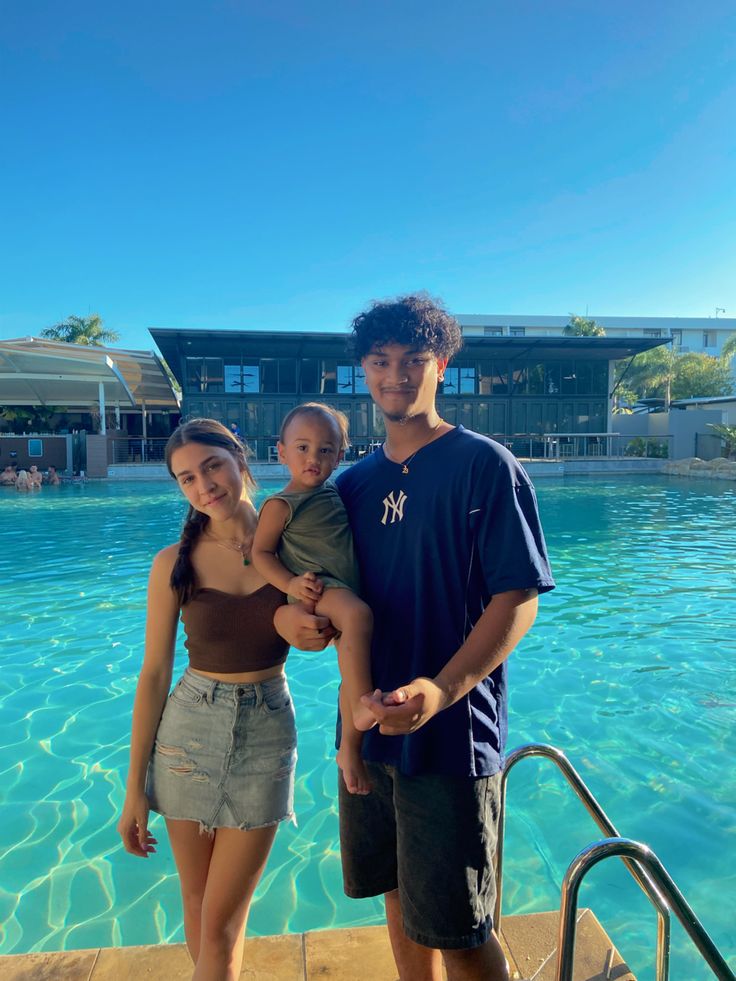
[{"x1": 165, "y1": 418, "x2": 255, "y2": 605}]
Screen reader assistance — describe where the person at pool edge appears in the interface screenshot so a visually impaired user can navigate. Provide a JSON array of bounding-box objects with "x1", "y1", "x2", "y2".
[
  {"x1": 118, "y1": 419, "x2": 296, "y2": 981},
  {"x1": 275, "y1": 293, "x2": 555, "y2": 981}
]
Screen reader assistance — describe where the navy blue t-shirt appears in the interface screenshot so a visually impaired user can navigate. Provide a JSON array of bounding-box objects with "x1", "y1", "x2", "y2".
[{"x1": 335, "y1": 426, "x2": 555, "y2": 777}]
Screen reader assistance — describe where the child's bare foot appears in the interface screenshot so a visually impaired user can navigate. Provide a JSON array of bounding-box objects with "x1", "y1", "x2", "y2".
[{"x1": 337, "y1": 743, "x2": 372, "y2": 795}]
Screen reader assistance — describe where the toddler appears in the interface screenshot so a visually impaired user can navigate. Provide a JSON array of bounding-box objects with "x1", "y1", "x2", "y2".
[{"x1": 252, "y1": 403, "x2": 376, "y2": 794}]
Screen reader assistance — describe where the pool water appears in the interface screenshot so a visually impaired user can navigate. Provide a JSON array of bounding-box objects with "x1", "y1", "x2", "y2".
[{"x1": 0, "y1": 475, "x2": 734, "y2": 979}]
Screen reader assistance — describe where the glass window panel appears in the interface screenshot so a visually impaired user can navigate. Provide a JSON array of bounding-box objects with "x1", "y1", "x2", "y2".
[
  {"x1": 241, "y1": 365, "x2": 260, "y2": 394},
  {"x1": 560, "y1": 402, "x2": 574, "y2": 431},
  {"x1": 261, "y1": 359, "x2": 278, "y2": 394},
  {"x1": 186, "y1": 358, "x2": 205, "y2": 392},
  {"x1": 459, "y1": 365, "x2": 476, "y2": 394},
  {"x1": 28, "y1": 438, "x2": 43, "y2": 457},
  {"x1": 528, "y1": 364, "x2": 545, "y2": 395},
  {"x1": 224, "y1": 364, "x2": 246, "y2": 393},
  {"x1": 575, "y1": 403, "x2": 590, "y2": 430},
  {"x1": 576, "y1": 362, "x2": 593, "y2": 394},
  {"x1": 337, "y1": 365, "x2": 354, "y2": 393},
  {"x1": 320, "y1": 359, "x2": 337, "y2": 394},
  {"x1": 354, "y1": 365, "x2": 368, "y2": 394},
  {"x1": 262, "y1": 403, "x2": 278, "y2": 436},
  {"x1": 545, "y1": 363, "x2": 561, "y2": 395},
  {"x1": 560, "y1": 361, "x2": 576, "y2": 395},
  {"x1": 512, "y1": 402, "x2": 526, "y2": 433},
  {"x1": 300, "y1": 358, "x2": 319, "y2": 393},
  {"x1": 591, "y1": 362, "x2": 608, "y2": 394},
  {"x1": 353, "y1": 401, "x2": 369, "y2": 437},
  {"x1": 459, "y1": 401, "x2": 473, "y2": 428},
  {"x1": 511, "y1": 365, "x2": 527, "y2": 394},
  {"x1": 371, "y1": 404, "x2": 385, "y2": 436},
  {"x1": 442, "y1": 403, "x2": 458, "y2": 425},
  {"x1": 493, "y1": 362, "x2": 509, "y2": 394},
  {"x1": 226, "y1": 402, "x2": 241, "y2": 426},
  {"x1": 492, "y1": 403, "x2": 507, "y2": 434},
  {"x1": 478, "y1": 360, "x2": 494, "y2": 395},
  {"x1": 476, "y1": 402, "x2": 490, "y2": 433},
  {"x1": 203, "y1": 359, "x2": 224, "y2": 393},
  {"x1": 243, "y1": 402, "x2": 260, "y2": 435},
  {"x1": 278, "y1": 359, "x2": 297, "y2": 393},
  {"x1": 441, "y1": 367, "x2": 459, "y2": 395},
  {"x1": 543, "y1": 403, "x2": 558, "y2": 433},
  {"x1": 528, "y1": 403, "x2": 543, "y2": 432},
  {"x1": 589, "y1": 402, "x2": 606, "y2": 431}
]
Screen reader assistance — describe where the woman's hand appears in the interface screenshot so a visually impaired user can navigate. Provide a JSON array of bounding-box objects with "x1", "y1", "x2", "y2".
[
  {"x1": 118, "y1": 793, "x2": 158, "y2": 858},
  {"x1": 287, "y1": 572, "x2": 324, "y2": 604}
]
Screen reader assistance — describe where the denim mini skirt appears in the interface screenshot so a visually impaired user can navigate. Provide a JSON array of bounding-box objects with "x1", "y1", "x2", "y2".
[{"x1": 146, "y1": 668, "x2": 297, "y2": 833}]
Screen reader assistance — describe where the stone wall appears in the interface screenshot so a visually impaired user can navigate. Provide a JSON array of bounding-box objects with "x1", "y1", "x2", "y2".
[{"x1": 663, "y1": 457, "x2": 736, "y2": 480}]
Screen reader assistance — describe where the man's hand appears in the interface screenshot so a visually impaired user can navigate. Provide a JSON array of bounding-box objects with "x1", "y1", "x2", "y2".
[
  {"x1": 360, "y1": 677, "x2": 449, "y2": 735},
  {"x1": 287, "y1": 572, "x2": 324, "y2": 604},
  {"x1": 274, "y1": 601, "x2": 336, "y2": 651}
]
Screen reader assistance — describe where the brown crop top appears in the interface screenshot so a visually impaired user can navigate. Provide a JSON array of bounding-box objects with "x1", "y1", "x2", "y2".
[{"x1": 181, "y1": 584, "x2": 289, "y2": 673}]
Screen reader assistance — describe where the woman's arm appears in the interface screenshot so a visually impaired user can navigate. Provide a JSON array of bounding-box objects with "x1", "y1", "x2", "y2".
[{"x1": 118, "y1": 546, "x2": 180, "y2": 857}]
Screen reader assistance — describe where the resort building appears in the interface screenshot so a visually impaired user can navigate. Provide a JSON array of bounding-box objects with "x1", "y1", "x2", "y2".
[
  {"x1": 150, "y1": 327, "x2": 667, "y2": 462},
  {"x1": 458, "y1": 313, "x2": 736, "y2": 360}
]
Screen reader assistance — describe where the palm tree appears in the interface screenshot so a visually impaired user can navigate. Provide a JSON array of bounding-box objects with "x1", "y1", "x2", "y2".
[
  {"x1": 721, "y1": 332, "x2": 736, "y2": 366},
  {"x1": 41, "y1": 313, "x2": 120, "y2": 346},
  {"x1": 563, "y1": 315, "x2": 605, "y2": 337}
]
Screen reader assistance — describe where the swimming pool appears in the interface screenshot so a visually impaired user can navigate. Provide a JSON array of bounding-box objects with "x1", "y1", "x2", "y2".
[{"x1": 0, "y1": 475, "x2": 734, "y2": 979}]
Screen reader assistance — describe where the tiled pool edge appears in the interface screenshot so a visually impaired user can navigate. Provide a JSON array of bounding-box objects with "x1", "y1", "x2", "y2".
[{"x1": 0, "y1": 910, "x2": 635, "y2": 980}]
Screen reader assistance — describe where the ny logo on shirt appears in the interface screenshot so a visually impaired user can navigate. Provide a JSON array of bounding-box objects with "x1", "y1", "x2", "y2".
[{"x1": 381, "y1": 489, "x2": 407, "y2": 525}]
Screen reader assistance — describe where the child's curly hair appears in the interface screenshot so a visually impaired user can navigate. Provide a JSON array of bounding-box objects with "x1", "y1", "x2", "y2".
[{"x1": 349, "y1": 292, "x2": 464, "y2": 361}]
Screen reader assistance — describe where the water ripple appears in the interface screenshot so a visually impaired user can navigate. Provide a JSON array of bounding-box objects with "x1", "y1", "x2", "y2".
[{"x1": 1, "y1": 476, "x2": 734, "y2": 979}]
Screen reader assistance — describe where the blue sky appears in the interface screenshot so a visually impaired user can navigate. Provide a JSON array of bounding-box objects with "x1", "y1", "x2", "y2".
[{"x1": 1, "y1": 0, "x2": 734, "y2": 350}]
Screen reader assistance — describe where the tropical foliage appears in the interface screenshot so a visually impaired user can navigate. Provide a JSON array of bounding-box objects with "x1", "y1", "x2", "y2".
[
  {"x1": 40, "y1": 313, "x2": 120, "y2": 347},
  {"x1": 0, "y1": 405, "x2": 68, "y2": 433},
  {"x1": 721, "y1": 332, "x2": 736, "y2": 365},
  {"x1": 707, "y1": 423, "x2": 736, "y2": 458},
  {"x1": 563, "y1": 314, "x2": 605, "y2": 337},
  {"x1": 615, "y1": 347, "x2": 733, "y2": 407}
]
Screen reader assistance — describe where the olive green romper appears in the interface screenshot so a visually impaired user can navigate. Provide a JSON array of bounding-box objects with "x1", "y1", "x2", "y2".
[{"x1": 264, "y1": 482, "x2": 360, "y2": 596}]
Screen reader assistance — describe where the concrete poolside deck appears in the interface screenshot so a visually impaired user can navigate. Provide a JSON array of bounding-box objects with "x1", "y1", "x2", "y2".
[{"x1": 0, "y1": 910, "x2": 634, "y2": 980}]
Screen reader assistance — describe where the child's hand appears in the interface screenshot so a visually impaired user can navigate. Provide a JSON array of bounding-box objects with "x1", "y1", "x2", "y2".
[{"x1": 288, "y1": 572, "x2": 324, "y2": 604}]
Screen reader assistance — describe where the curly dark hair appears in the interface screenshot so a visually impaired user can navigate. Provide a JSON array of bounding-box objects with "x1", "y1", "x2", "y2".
[{"x1": 349, "y1": 292, "x2": 464, "y2": 361}]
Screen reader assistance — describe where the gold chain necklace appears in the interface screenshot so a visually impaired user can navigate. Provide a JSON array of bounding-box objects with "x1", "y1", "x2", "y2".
[
  {"x1": 386, "y1": 420, "x2": 444, "y2": 475},
  {"x1": 204, "y1": 530, "x2": 253, "y2": 566}
]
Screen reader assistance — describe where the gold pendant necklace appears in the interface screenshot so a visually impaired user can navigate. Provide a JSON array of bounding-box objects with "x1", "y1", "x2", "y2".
[
  {"x1": 389, "y1": 420, "x2": 444, "y2": 475},
  {"x1": 205, "y1": 532, "x2": 253, "y2": 566}
]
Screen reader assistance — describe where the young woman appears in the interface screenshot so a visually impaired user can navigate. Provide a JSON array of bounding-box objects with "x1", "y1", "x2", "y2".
[{"x1": 118, "y1": 419, "x2": 296, "y2": 981}]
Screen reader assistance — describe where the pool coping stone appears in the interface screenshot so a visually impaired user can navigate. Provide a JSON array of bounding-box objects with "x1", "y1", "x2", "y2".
[{"x1": 0, "y1": 909, "x2": 635, "y2": 980}]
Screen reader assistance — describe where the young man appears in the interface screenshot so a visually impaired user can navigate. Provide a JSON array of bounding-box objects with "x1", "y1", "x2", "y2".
[{"x1": 276, "y1": 293, "x2": 554, "y2": 981}]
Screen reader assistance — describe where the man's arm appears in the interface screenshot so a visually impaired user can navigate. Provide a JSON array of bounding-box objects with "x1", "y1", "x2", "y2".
[
  {"x1": 363, "y1": 588, "x2": 538, "y2": 734},
  {"x1": 273, "y1": 602, "x2": 336, "y2": 652}
]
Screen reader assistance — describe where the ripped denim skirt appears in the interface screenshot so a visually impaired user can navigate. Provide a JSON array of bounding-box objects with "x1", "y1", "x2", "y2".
[{"x1": 146, "y1": 668, "x2": 297, "y2": 833}]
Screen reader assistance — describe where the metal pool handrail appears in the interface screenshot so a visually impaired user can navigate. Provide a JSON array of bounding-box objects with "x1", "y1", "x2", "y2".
[
  {"x1": 557, "y1": 838, "x2": 735, "y2": 981},
  {"x1": 494, "y1": 743, "x2": 671, "y2": 981}
]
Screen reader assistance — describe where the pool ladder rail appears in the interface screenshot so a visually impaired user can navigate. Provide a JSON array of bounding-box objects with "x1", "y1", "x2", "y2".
[{"x1": 495, "y1": 743, "x2": 735, "y2": 981}]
